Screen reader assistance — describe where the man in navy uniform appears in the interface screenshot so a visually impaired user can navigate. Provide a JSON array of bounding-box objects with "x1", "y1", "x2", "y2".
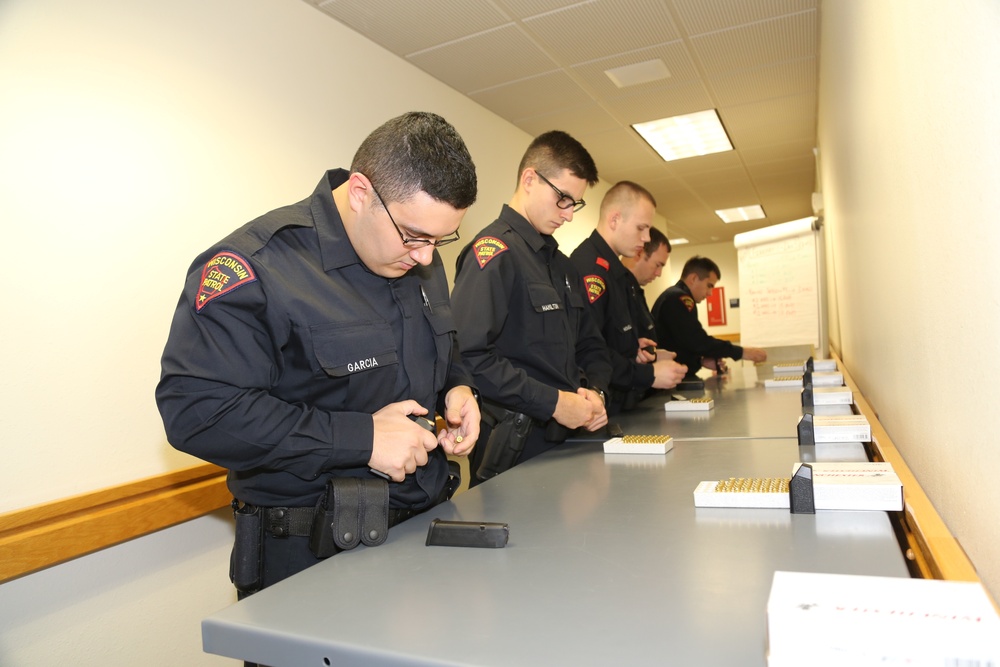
[
  {"x1": 652, "y1": 255, "x2": 767, "y2": 380},
  {"x1": 451, "y1": 131, "x2": 611, "y2": 485},
  {"x1": 621, "y1": 226, "x2": 672, "y2": 341},
  {"x1": 156, "y1": 112, "x2": 481, "y2": 597},
  {"x1": 570, "y1": 182, "x2": 687, "y2": 414}
]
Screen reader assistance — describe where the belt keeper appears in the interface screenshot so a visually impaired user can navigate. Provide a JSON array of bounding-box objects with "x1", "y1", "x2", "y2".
[{"x1": 264, "y1": 507, "x2": 291, "y2": 538}]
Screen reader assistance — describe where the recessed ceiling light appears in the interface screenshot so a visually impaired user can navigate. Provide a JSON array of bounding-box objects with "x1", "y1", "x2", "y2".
[
  {"x1": 605, "y1": 59, "x2": 671, "y2": 88},
  {"x1": 670, "y1": 238, "x2": 689, "y2": 245},
  {"x1": 632, "y1": 110, "x2": 733, "y2": 161},
  {"x1": 715, "y1": 205, "x2": 765, "y2": 223}
]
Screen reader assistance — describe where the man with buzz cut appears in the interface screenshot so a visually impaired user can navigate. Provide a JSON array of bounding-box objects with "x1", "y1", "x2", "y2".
[
  {"x1": 451, "y1": 130, "x2": 612, "y2": 486},
  {"x1": 652, "y1": 255, "x2": 768, "y2": 380},
  {"x1": 570, "y1": 181, "x2": 687, "y2": 414}
]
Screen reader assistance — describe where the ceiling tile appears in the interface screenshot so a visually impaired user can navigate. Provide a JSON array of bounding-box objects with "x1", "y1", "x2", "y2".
[
  {"x1": 689, "y1": 10, "x2": 818, "y2": 76},
  {"x1": 515, "y1": 103, "x2": 622, "y2": 138},
  {"x1": 523, "y1": 0, "x2": 680, "y2": 65},
  {"x1": 315, "y1": 0, "x2": 510, "y2": 55},
  {"x1": 469, "y1": 70, "x2": 593, "y2": 119},
  {"x1": 408, "y1": 25, "x2": 558, "y2": 93},
  {"x1": 708, "y1": 56, "x2": 816, "y2": 107},
  {"x1": 672, "y1": 0, "x2": 819, "y2": 36}
]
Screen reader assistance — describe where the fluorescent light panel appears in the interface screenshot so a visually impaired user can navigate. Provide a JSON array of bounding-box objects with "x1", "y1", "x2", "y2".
[
  {"x1": 670, "y1": 238, "x2": 689, "y2": 245},
  {"x1": 715, "y1": 205, "x2": 765, "y2": 223},
  {"x1": 632, "y1": 110, "x2": 733, "y2": 161}
]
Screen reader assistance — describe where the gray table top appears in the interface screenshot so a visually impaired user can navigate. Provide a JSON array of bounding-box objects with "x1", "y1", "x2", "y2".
[{"x1": 203, "y1": 435, "x2": 909, "y2": 666}]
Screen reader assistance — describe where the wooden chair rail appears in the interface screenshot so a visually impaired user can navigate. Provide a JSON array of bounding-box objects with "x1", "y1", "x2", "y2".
[{"x1": 0, "y1": 463, "x2": 229, "y2": 584}]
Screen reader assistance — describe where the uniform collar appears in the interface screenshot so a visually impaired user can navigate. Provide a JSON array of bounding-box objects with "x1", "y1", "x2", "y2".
[
  {"x1": 312, "y1": 169, "x2": 362, "y2": 272},
  {"x1": 675, "y1": 278, "x2": 693, "y2": 296},
  {"x1": 500, "y1": 204, "x2": 558, "y2": 255}
]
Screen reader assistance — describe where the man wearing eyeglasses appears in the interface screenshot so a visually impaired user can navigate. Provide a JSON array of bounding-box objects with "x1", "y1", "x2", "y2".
[
  {"x1": 569, "y1": 182, "x2": 688, "y2": 414},
  {"x1": 156, "y1": 112, "x2": 481, "y2": 601},
  {"x1": 451, "y1": 130, "x2": 612, "y2": 486}
]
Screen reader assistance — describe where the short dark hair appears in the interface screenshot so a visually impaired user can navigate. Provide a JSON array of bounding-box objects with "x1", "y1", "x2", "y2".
[
  {"x1": 600, "y1": 180, "x2": 657, "y2": 218},
  {"x1": 351, "y1": 111, "x2": 477, "y2": 210},
  {"x1": 681, "y1": 256, "x2": 721, "y2": 280},
  {"x1": 643, "y1": 227, "x2": 670, "y2": 256},
  {"x1": 516, "y1": 130, "x2": 598, "y2": 188}
]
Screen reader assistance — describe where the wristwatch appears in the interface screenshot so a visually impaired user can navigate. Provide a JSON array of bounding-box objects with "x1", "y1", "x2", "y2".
[{"x1": 591, "y1": 387, "x2": 606, "y2": 406}]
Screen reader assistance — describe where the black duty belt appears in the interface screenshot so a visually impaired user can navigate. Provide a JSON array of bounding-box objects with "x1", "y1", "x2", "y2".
[{"x1": 258, "y1": 504, "x2": 421, "y2": 538}]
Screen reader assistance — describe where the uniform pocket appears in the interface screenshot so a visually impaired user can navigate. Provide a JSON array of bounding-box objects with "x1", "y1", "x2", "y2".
[
  {"x1": 310, "y1": 321, "x2": 398, "y2": 378},
  {"x1": 526, "y1": 281, "x2": 562, "y2": 314}
]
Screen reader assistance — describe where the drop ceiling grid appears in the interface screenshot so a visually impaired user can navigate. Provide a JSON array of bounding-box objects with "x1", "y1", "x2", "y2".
[
  {"x1": 521, "y1": 0, "x2": 681, "y2": 66},
  {"x1": 314, "y1": 0, "x2": 510, "y2": 56},
  {"x1": 573, "y1": 128, "x2": 666, "y2": 174},
  {"x1": 492, "y1": 0, "x2": 586, "y2": 21},
  {"x1": 740, "y1": 138, "x2": 816, "y2": 166},
  {"x1": 514, "y1": 103, "x2": 624, "y2": 139},
  {"x1": 688, "y1": 11, "x2": 818, "y2": 77},
  {"x1": 598, "y1": 80, "x2": 716, "y2": 125},
  {"x1": 408, "y1": 25, "x2": 557, "y2": 94},
  {"x1": 469, "y1": 70, "x2": 595, "y2": 120},
  {"x1": 709, "y1": 57, "x2": 817, "y2": 108},
  {"x1": 670, "y1": 0, "x2": 819, "y2": 36},
  {"x1": 720, "y1": 93, "x2": 817, "y2": 149}
]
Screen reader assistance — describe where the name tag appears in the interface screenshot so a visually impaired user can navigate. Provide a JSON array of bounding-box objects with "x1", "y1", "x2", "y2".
[{"x1": 327, "y1": 351, "x2": 398, "y2": 377}]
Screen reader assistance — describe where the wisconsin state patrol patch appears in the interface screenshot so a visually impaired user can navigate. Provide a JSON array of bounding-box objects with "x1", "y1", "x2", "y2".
[
  {"x1": 584, "y1": 275, "x2": 606, "y2": 303},
  {"x1": 680, "y1": 295, "x2": 695, "y2": 312},
  {"x1": 595, "y1": 257, "x2": 610, "y2": 271},
  {"x1": 474, "y1": 237, "x2": 508, "y2": 269},
  {"x1": 196, "y1": 251, "x2": 257, "y2": 312}
]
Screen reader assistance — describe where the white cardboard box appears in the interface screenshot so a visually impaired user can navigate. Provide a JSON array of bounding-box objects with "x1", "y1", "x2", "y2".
[
  {"x1": 804, "y1": 386, "x2": 853, "y2": 405},
  {"x1": 767, "y1": 570, "x2": 1000, "y2": 667},
  {"x1": 804, "y1": 414, "x2": 871, "y2": 443},
  {"x1": 693, "y1": 462, "x2": 902, "y2": 511},
  {"x1": 664, "y1": 397, "x2": 714, "y2": 412},
  {"x1": 603, "y1": 435, "x2": 673, "y2": 455},
  {"x1": 793, "y1": 462, "x2": 902, "y2": 511},
  {"x1": 806, "y1": 371, "x2": 844, "y2": 387}
]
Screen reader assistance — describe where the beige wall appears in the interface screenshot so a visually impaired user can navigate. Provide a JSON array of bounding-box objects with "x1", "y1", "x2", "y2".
[{"x1": 818, "y1": 0, "x2": 1000, "y2": 599}]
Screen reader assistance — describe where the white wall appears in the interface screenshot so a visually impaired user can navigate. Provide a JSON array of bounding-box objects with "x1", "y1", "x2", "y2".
[
  {"x1": 818, "y1": 0, "x2": 1000, "y2": 600},
  {"x1": 0, "y1": 0, "x2": 532, "y2": 663}
]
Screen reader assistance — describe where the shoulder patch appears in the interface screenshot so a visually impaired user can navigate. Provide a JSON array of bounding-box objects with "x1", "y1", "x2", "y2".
[
  {"x1": 474, "y1": 237, "x2": 508, "y2": 269},
  {"x1": 584, "y1": 275, "x2": 606, "y2": 303},
  {"x1": 680, "y1": 295, "x2": 695, "y2": 312},
  {"x1": 595, "y1": 256, "x2": 610, "y2": 271},
  {"x1": 196, "y1": 251, "x2": 257, "y2": 312}
]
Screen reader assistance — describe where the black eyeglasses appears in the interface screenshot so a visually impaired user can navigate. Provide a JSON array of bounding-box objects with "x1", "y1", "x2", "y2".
[
  {"x1": 364, "y1": 176, "x2": 461, "y2": 248},
  {"x1": 536, "y1": 171, "x2": 586, "y2": 212}
]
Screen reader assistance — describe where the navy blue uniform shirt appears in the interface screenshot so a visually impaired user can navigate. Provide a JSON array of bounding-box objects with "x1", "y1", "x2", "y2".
[
  {"x1": 156, "y1": 169, "x2": 471, "y2": 508},
  {"x1": 451, "y1": 205, "x2": 611, "y2": 422}
]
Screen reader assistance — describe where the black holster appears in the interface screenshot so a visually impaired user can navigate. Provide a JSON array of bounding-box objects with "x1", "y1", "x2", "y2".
[
  {"x1": 309, "y1": 477, "x2": 389, "y2": 558},
  {"x1": 230, "y1": 500, "x2": 263, "y2": 596},
  {"x1": 476, "y1": 408, "x2": 534, "y2": 481}
]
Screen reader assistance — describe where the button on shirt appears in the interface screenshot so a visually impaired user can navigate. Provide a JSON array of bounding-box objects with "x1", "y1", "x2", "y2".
[
  {"x1": 451, "y1": 205, "x2": 611, "y2": 422},
  {"x1": 156, "y1": 169, "x2": 471, "y2": 508}
]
